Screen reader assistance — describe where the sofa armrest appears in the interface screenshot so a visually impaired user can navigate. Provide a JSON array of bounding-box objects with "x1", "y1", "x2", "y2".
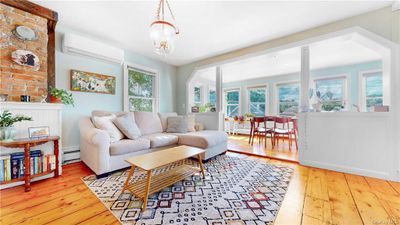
[
  {"x1": 79, "y1": 117, "x2": 111, "y2": 175},
  {"x1": 81, "y1": 126, "x2": 111, "y2": 146}
]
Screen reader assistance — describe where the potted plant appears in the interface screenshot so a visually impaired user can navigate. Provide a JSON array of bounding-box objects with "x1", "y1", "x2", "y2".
[
  {"x1": 0, "y1": 110, "x2": 32, "y2": 141},
  {"x1": 49, "y1": 87, "x2": 75, "y2": 106}
]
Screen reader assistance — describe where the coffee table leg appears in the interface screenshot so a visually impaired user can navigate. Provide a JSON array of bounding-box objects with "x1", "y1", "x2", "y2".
[
  {"x1": 198, "y1": 154, "x2": 205, "y2": 178},
  {"x1": 122, "y1": 165, "x2": 136, "y2": 193},
  {"x1": 142, "y1": 170, "x2": 152, "y2": 211}
]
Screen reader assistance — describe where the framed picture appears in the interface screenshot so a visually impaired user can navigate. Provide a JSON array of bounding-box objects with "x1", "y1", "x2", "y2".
[
  {"x1": 70, "y1": 69, "x2": 116, "y2": 94},
  {"x1": 28, "y1": 126, "x2": 50, "y2": 139}
]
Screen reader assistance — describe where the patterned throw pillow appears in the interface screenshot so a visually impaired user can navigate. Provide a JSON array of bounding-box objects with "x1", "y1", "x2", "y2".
[
  {"x1": 166, "y1": 116, "x2": 189, "y2": 133},
  {"x1": 113, "y1": 113, "x2": 141, "y2": 140}
]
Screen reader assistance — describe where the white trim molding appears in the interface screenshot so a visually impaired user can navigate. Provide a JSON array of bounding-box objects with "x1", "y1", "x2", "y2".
[
  {"x1": 245, "y1": 84, "x2": 268, "y2": 116},
  {"x1": 123, "y1": 62, "x2": 159, "y2": 113}
]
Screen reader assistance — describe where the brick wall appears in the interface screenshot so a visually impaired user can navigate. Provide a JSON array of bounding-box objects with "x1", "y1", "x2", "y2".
[{"x1": 0, "y1": 3, "x2": 48, "y2": 102}]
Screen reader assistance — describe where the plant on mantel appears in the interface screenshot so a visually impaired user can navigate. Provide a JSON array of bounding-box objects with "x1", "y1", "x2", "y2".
[
  {"x1": 0, "y1": 110, "x2": 32, "y2": 141},
  {"x1": 49, "y1": 87, "x2": 75, "y2": 106}
]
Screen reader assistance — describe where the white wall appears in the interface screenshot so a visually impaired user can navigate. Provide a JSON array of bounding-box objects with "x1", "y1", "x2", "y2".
[{"x1": 299, "y1": 112, "x2": 397, "y2": 181}]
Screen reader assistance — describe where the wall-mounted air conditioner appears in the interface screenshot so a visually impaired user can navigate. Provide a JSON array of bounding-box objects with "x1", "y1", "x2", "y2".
[{"x1": 62, "y1": 33, "x2": 124, "y2": 64}]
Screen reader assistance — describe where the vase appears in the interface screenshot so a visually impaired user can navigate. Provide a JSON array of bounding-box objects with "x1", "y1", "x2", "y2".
[
  {"x1": 50, "y1": 96, "x2": 62, "y2": 103},
  {"x1": 0, "y1": 126, "x2": 17, "y2": 141}
]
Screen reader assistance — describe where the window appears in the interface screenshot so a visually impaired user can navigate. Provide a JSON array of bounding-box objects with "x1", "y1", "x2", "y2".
[
  {"x1": 363, "y1": 71, "x2": 383, "y2": 111},
  {"x1": 126, "y1": 67, "x2": 157, "y2": 112},
  {"x1": 209, "y1": 89, "x2": 216, "y2": 106},
  {"x1": 194, "y1": 86, "x2": 202, "y2": 105},
  {"x1": 224, "y1": 89, "x2": 240, "y2": 117},
  {"x1": 247, "y1": 86, "x2": 266, "y2": 116},
  {"x1": 277, "y1": 83, "x2": 299, "y2": 115},
  {"x1": 315, "y1": 77, "x2": 346, "y2": 111}
]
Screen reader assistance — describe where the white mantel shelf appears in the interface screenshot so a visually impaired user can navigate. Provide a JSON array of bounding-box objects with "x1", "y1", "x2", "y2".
[{"x1": 0, "y1": 102, "x2": 64, "y2": 110}]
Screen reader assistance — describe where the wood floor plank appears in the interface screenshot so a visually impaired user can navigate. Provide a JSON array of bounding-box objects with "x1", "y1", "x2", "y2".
[
  {"x1": 325, "y1": 171, "x2": 363, "y2": 225},
  {"x1": 0, "y1": 183, "x2": 88, "y2": 216},
  {"x1": 77, "y1": 211, "x2": 120, "y2": 225},
  {"x1": 0, "y1": 176, "x2": 87, "y2": 207},
  {"x1": 9, "y1": 193, "x2": 100, "y2": 225},
  {"x1": 302, "y1": 196, "x2": 332, "y2": 224},
  {"x1": 45, "y1": 201, "x2": 108, "y2": 225},
  {"x1": 1, "y1": 190, "x2": 94, "y2": 224},
  {"x1": 345, "y1": 174, "x2": 393, "y2": 225},
  {"x1": 274, "y1": 166, "x2": 309, "y2": 225},
  {"x1": 389, "y1": 181, "x2": 400, "y2": 195},
  {"x1": 365, "y1": 177, "x2": 399, "y2": 196},
  {"x1": 306, "y1": 168, "x2": 329, "y2": 201}
]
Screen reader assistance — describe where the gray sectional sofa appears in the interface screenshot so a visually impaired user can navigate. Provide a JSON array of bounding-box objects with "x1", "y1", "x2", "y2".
[{"x1": 79, "y1": 111, "x2": 228, "y2": 176}]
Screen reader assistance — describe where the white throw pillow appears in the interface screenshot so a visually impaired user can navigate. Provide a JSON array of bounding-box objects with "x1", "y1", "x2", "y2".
[
  {"x1": 158, "y1": 112, "x2": 178, "y2": 132},
  {"x1": 187, "y1": 114, "x2": 196, "y2": 132},
  {"x1": 113, "y1": 113, "x2": 141, "y2": 140},
  {"x1": 166, "y1": 116, "x2": 189, "y2": 133},
  {"x1": 134, "y1": 111, "x2": 163, "y2": 135},
  {"x1": 92, "y1": 115, "x2": 124, "y2": 142}
]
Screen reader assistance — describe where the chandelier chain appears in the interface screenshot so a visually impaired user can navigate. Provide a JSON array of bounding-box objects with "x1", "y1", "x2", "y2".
[{"x1": 155, "y1": 0, "x2": 176, "y2": 21}]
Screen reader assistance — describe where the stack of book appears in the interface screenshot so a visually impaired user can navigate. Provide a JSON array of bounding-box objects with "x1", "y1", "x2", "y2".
[{"x1": 0, "y1": 151, "x2": 56, "y2": 182}]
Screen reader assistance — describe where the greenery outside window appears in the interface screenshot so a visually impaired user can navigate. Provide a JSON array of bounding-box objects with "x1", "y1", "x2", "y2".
[
  {"x1": 277, "y1": 83, "x2": 299, "y2": 115},
  {"x1": 315, "y1": 77, "x2": 346, "y2": 111},
  {"x1": 224, "y1": 89, "x2": 240, "y2": 117},
  {"x1": 127, "y1": 67, "x2": 157, "y2": 112},
  {"x1": 209, "y1": 89, "x2": 216, "y2": 106},
  {"x1": 194, "y1": 86, "x2": 202, "y2": 105},
  {"x1": 363, "y1": 71, "x2": 383, "y2": 111},
  {"x1": 247, "y1": 86, "x2": 266, "y2": 116}
]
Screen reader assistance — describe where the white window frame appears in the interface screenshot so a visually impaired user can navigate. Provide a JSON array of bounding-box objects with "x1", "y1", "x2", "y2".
[
  {"x1": 359, "y1": 69, "x2": 383, "y2": 112},
  {"x1": 312, "y1": 74, "x2": 350, "y2": 111},
  {"x1": 223, "y1": 87, "x2": 241, "y2": 117},
  {"x1": 274, "y1": 81, "x2": 300, "y2": 115},
  {"x1": 123, "y1": 62, "x2": 159, "y2": 113},
  {"x1": 246, "y1": 84, "x2": 267, "y2": 116},
  {"x1": 193, "y1": 85, "x2": 203, "y2": 105}
]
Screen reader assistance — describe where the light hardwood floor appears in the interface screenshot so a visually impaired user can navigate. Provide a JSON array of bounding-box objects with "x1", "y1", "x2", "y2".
[
  {"x1": 228, "y1": 134, "x2": 299, "y2": 162},
  {"x1": 1, "y1": 152, "x2": 399, "y2": 225}
]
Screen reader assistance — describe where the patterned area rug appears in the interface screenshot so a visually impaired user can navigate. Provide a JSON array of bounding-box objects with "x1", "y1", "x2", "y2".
[{"x1": 83, "y1": 155, "x2": 293, "y2": 225}]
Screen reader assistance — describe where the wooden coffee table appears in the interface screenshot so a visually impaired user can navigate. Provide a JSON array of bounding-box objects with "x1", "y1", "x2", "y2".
[{"x1": 122, "y1": 145, "x2": 206, "y2": 211}]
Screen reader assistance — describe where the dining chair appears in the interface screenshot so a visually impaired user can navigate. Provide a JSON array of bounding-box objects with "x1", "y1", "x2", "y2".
[
  {"x1": 290, "y1": 118, "x2": 298, "y2": 150},
  {"x1": 273, "y1": 117, "x2": 293, "y2": 150},
  {"x1": 250, "y1": 116, "x2": 274, "y2": 147}
]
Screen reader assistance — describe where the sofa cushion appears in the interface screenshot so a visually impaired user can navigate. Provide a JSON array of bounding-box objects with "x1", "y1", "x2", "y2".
[
  {"x1": 113, "y1": 113, "x2": 141, "y2": 140},
  {"x1": 109, "y1": 138, "x2": 150, "y2": 156},
  {"x1": 177, "y1": 130, "x2": 228, "y2": 149},
  {"x1": 92, "y1": 115, "x2": 124, "y2": 143},
  {"x1": 134, "y1": 111, "x2": 163, "y2": 135},
  {"x1": 158, "y1": 112, "x2": 178, "y2": 131},
  {"x1": 142, "y1": 133, "x2": 179, "y2": 148},
  {"x1": 166, "y1": 116, "x2": 188, "y2": 133}
]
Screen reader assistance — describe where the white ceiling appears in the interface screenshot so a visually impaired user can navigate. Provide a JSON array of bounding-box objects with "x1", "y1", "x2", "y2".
[
  {"x1": 197, "y1": 36, "x2": 382, "y2": 83},
  {"x1": 34, "y1": 1, "x2": 391, "y2": 66}
]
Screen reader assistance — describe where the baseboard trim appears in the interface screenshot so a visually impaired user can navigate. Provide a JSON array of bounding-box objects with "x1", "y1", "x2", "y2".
[{"x1": 301, "y1": 160, "x2": 398, "y2": 181}]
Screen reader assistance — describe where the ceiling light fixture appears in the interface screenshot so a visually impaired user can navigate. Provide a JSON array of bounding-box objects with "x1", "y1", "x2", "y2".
[{"x1": 150, "y1": 0, "x2": 179, "y2": 56}]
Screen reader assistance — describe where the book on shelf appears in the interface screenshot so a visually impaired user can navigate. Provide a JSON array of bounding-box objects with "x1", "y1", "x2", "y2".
[{"x1": 0, "y1": 151, "x2": 56, "y2": 182}]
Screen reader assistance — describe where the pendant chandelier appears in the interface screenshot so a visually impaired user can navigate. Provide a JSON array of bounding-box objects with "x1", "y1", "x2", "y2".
[{"x1": 150, "y1": 0, "x2": 179, "y2": 56}]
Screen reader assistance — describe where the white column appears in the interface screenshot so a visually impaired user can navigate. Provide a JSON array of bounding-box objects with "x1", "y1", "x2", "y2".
[
  {"x1": 300, "y1": 46, "x2": 310, "y2": 112},
  {"x1": 216, "y1": 66, "x2": 223, "y2": 112}
]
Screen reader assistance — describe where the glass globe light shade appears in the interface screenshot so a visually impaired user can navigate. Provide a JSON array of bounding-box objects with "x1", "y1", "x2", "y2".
[{"x1": 150, "y1": 21, "x2": 177, "y2": 55}]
